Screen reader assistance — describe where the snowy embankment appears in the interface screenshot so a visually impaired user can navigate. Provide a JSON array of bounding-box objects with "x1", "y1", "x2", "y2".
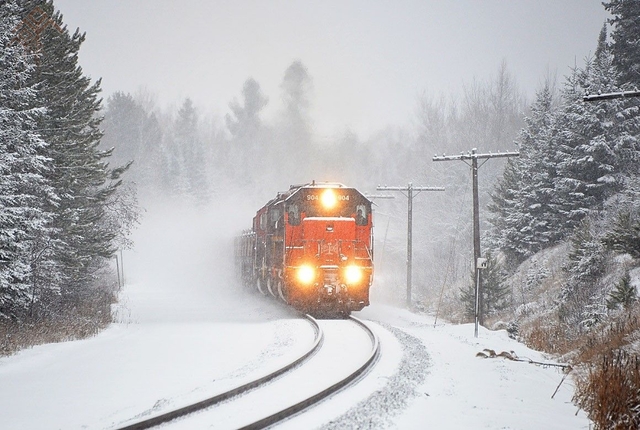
[
  {"x1": 0, "y1": 204, "x2": 591, "y2": 429},
  {"x1": 354, "y1": 306, "x2": 589, "y2": 429}
]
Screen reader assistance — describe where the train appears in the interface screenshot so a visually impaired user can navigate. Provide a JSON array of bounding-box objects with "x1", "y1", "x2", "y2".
[{"x1": 235, "y1": 181, "x2": 374, "y2": 315}]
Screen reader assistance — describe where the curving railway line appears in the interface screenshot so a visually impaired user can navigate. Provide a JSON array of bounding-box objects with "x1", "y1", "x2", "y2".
[{"x1": 115, "y1": 314, "x2": 379, "y2": 430}]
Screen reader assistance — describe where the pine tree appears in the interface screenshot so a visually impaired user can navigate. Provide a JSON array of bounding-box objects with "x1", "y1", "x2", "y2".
[
  {"x1": 599, "y1": 6, "x2": 640, "y2": 183},
  {"x1": 460, "y1": 251, "x2": 509, "y2": 319},
  {"x1": 559, "y1": 218, "x2": 608, "y2": 329},
  {"x1": 226, "y1": 78, "x2": 268, "y2": 140},
  {"x1": 550, "y1": 26, "x2": 634, "y2": 243},
  {"x1": 173, "y1": 98, "x2": 210, "y2": 203},
  {"x1": 555, "y1": 63, "x2": 618, "y2": 226},
  {"x1": 101, "y1": 92, "x2": 146, "y2": 178},
  {"x1": 488, "y1": 82, "x2": 560, "y2": 265},
  {"x1": 23, "y1": 0, "x2": 129, "y2": 309},
  {"x1": 225, "y1": 78, "x2": 269, "y2": 185},
  {"x1": 0, "y1": 0, "x2": 55, "y2": 319},
  {"x1": 489, "y1": 24, "x2": 640, "y2": 268},
  {"x1": 604, "y1": 0, "x2": 640, "y2": 88},
  {"x1": 102, "y1": 92, "x2": 162, "y2": 193},
  {"x1": 603, "y1": 210, "x2": 640, "y2": 259},
  {"x1": 567, "y1": 218, "x2": 607, "y2": 285},
  {"x1": 278, "y1": 61, "x2": 314, "y2": 180},
  {"x1": 607, "y1": 271, "x2": 637, "y2": 310},
  {"x1": 281, "y1": 61, "x2": 312, "y2": 130}
]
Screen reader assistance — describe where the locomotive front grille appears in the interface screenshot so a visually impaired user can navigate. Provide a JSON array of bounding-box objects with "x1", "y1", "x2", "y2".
[{"x1": 320, "y1": 266, "x2": 339, "y2": 285}]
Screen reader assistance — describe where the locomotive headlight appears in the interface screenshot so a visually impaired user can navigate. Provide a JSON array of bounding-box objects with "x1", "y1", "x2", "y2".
[
  {"x1": 344, "y1": 265, "x2": 363, "y2": 285},
  {"x1": 297, "y1": 265, "x2": 316, "y2": 285},
  {"x1": 321, "y1": 189, "x2": 337, "y2": 209}
]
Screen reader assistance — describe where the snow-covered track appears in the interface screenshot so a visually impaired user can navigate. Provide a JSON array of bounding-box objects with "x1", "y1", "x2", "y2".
[
  {"x1": 236, "y1": 315, "x2": 380, "y2": 429},
  {"x1": 115, "y1": 314, "x2": 323, "y2": 430}
]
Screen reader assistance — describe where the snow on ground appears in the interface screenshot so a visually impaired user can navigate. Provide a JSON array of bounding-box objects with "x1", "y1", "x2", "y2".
[
  {"x1": 356, "y1": 306, "x2": 590, "y2": 429},
  {"x1": 0, "y1": 202, "x2": 592, "y2": 429},
  {"x1": 0, "y1": 204, "x2": 314, "y2": 430}
]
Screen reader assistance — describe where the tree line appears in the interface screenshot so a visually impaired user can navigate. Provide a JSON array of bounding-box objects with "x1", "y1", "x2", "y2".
[
  {"x1": 93, "y1": 0, "x2": 640, "y2": 329},
  {"x1": 0, "y1": 0, "x2": 137, "y2": 326},
  {"x1": 483, "y1": 1, "x2": 640, "y2": 325},
  {"x1": 101, "y1": 58, "x2": 530, "y2": 306}
]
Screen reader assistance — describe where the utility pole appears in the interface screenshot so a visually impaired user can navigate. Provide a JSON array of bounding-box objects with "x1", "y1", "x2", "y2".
[
  {"x1": 433, "y1": 148, "x2": 518, "y2": 336},
  {"x1": 376, "y1": 183, "x2": 445, "y2": 308}
]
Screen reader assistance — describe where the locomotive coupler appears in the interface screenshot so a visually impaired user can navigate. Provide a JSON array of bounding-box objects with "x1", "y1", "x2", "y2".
[
  {"x1": 321, "y1": 283, "x2": 348, "y2": 297},
  {"x1": 323, "y1": 284, "x2": 335, "y2": 295}
]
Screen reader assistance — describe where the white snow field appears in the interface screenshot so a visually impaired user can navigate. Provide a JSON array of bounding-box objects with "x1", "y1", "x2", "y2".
[{"x1": 0, "y1": 203, "x2": 591, "y2": 429}]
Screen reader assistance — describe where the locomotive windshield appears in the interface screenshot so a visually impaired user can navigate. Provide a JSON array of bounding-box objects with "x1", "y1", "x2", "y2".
[
  {"x1": 287, "y1": 188, "x2": 370, "y2": 226},
  {"x1": 288, "y1": 204, "x2": 301, "y2": 225}
]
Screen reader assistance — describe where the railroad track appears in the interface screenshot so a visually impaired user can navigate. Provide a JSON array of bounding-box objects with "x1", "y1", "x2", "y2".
[
  {"x1": 115, "y1": 314, "x2": 379, "y2": 430},
  {"x1": 237, "y1": 315, "x2": 380, "y2": 429}
]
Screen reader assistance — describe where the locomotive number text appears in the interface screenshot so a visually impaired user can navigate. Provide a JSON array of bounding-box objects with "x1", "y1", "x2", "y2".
[{"x1": 307, "y1": 194, "x2": 350, "y2": 201}]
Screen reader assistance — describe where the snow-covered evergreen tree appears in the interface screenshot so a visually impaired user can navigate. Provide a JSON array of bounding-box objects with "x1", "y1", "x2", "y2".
[
  {"x1": 604, "y1": 0, "x2": 640, "y2": 88},
  {"x1": 603, "y1": 209, "x2": 640, "y2": 259},
  {"x1": 607, "y1": 271, "x2": 636, "y2": 310},
  {"x1": 559, "y1": 218, "x2": 609, "y2": 331},
  {"x1": 0, "y1": 0, "x2": 55, "y2": 319},
  {"x1": 101, "y1": 92, "x2": 165, "y2": 198},
  {"x1": 488, "y1": 82, "x2": 559, "y2": 265},
  {"x1": 225, "y1": 78, "x2": 269, "y2": 186},
  {"x1": 460, "y1": 251, "x2": 509, "y2": 319},
  {"x1": 489, "y1": 24, "x2": 640, "y2": 269},
  {"x1": 22, "y1": 0, "x2": 129, "y2": 309},
  {"x1": 554, "y1": 60, "x2": 619, "y2": 233},
  {"x1": 173, "y1": 98, "x2": 210, "y2": 203}
]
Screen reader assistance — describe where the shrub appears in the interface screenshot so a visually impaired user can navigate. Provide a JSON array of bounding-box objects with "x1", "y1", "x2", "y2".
[
  {"x1": 574, "y1": 350, "x2": 640, "y2": 430},
  {"x1": 0, "y1": 284, "x2": 115, "y2": 357},
  {"x1": 519, "y1": 316, "x2": 577, "y2": 355}
]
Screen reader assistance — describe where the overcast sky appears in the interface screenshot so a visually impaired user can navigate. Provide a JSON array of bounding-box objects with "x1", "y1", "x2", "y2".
[{"x1": 53, "y1": 0, "x2": 609, "y2": 137}]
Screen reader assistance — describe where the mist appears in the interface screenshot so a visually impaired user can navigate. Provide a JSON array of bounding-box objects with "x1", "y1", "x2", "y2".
[
  {"x1": 83, "y1": 0, "x2": 610, "y2": 314},
  {"x1": 99, "y1": 56, "x2": 536, "y2": 315},
  {"x1": 55, "y1": 0, "x2": 608, "y2": 138},
  {"x1": 120, "y1": 188, "x2": 306, "y2": 326},
  {"x1": 2, "y1": 4, "x2": 637, "y2": 427}
]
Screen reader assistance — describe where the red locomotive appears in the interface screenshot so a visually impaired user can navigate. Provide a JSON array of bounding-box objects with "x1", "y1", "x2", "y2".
[{"x1": 235, "y1": 182, "x2": 374, "y2": 314}]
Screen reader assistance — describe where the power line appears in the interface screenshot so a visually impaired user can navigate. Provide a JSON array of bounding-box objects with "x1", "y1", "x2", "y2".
[
  {"x1": 583, "y1": 89, "x2": 640, "y2": 101},
  {"x1": 376, "y1": 183, "x2": 445, "y2": 308},
  {"x1": 433, "y1": 148, "x2": 519, "y2": 337},
  {"x1": 365, "y1": 195, "x2": 396, "y2": 284}
]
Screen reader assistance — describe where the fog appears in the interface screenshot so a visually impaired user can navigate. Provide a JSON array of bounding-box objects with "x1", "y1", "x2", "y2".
[
  {"x1": 122, "y1": 191, "x2": 302, "y2": 323},
  {"x1": 94, "y1": 58, "x2": 540, "y2": 311},
  {"x1": 55, "y1": 0, "x2": 607, "y2": 138},
  {"x1": 63, "y1": 1, "x2": 612, "y2": 312}
]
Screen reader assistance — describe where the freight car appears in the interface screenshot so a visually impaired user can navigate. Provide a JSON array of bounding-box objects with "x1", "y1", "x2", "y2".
[{"x1": 235, "y1": 181, "x2": 374, "y2": 314}]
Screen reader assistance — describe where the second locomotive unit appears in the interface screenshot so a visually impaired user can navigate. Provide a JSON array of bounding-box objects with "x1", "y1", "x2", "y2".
[{"x1": 236, "y1": 182, "x2": 374, "y2": 314}]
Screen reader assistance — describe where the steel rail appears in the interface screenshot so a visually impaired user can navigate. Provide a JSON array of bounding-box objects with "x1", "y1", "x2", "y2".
[
  {"x1": 115, "y1": 314, "x2": 323, "y2": 430},
  {"x1": 237, "y1": 315, "x2": 380, "y2": 430}
]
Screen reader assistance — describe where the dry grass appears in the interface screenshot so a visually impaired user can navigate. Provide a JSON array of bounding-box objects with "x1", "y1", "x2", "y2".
[
  {"x1": 519, "y1": 314, "x2": 578, "y2": 355},
  {"x1": 574, "y1": 308, "x2": 640, "y2": 364},
  {"x1": 569, "y1": 305, "x2": 640, "y2": 429},
  {"x1": 489, "y1": 238, "x2": 640, "y2": 428},
  {"x1": 0, "y1": 293, "x2": 114, "y2": 357},
  {"x1": 573, "y1": 350, "x2": 640, "y2": 430},
  {"x1": 516, "y1": 303, "x2": 640, "y2": 429}
]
